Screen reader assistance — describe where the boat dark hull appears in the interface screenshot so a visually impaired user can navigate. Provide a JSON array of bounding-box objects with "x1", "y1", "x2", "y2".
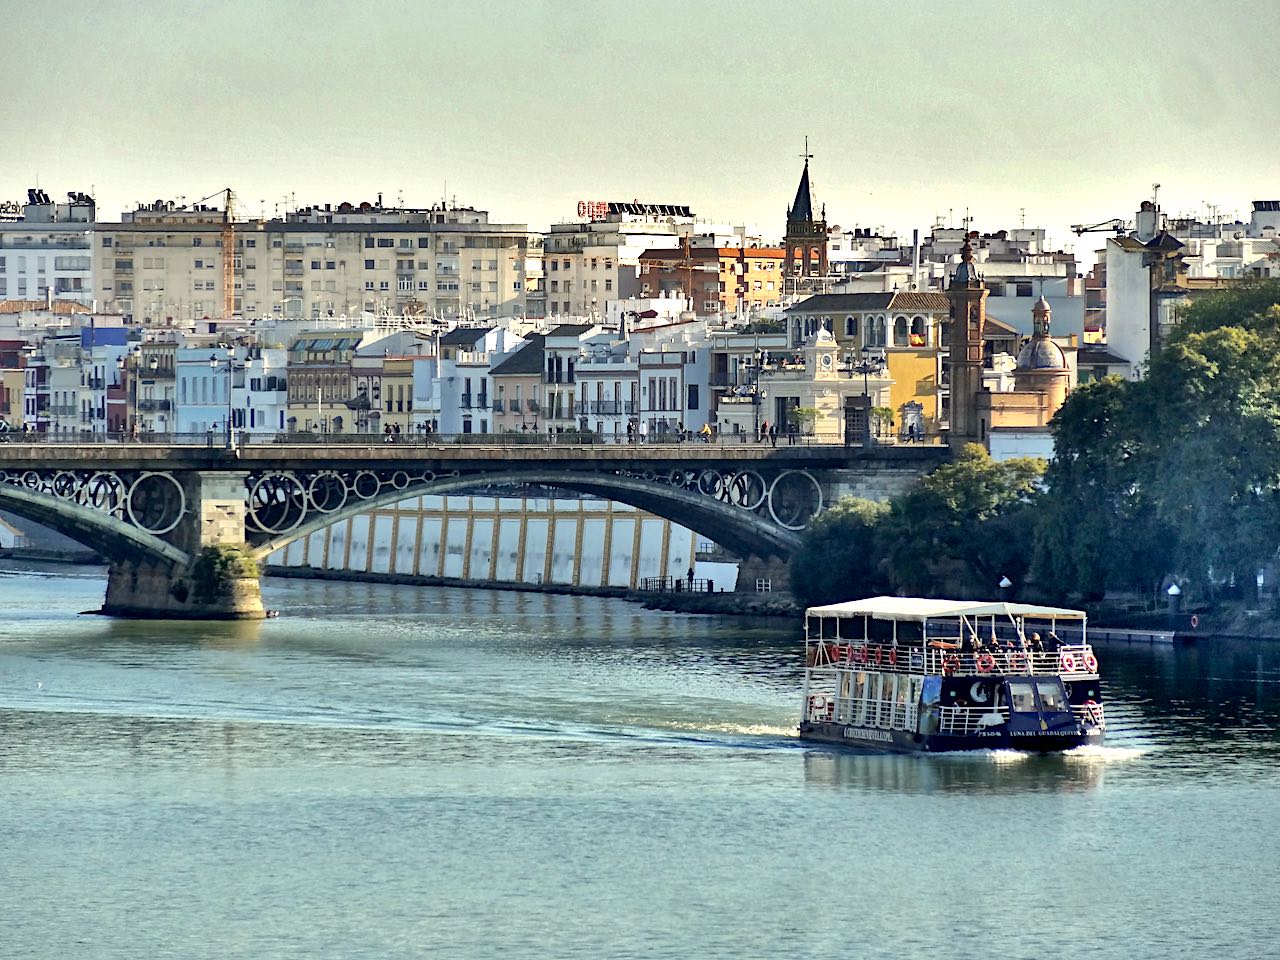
[{"x1": 799, "y1": 720, "x2": 1104, "y2": 754}]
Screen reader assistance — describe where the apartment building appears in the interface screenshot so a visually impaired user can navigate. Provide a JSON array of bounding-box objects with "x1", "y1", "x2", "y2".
[
  {"x1": 0, "y1": 189, "x2": 96, "y2": 306},
  {"x1": 637, "y1": 246, "x2": 786, "y2": 317},
  {"x1": 93, "y1": 197, "x2": 535, "y2": 324}
]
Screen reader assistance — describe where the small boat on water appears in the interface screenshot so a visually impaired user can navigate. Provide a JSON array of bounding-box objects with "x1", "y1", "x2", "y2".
[{"x1": 800, "y1": 597, "x2": 1105, "y2": 753}]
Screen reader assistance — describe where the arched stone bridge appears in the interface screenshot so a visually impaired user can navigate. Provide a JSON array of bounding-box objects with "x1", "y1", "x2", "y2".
[{"x1": 0, "y1": 442, "x2": 947, "y2": 618}]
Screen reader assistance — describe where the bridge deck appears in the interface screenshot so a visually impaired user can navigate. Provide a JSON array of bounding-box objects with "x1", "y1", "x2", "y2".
[{"x1": 0, "y1": 442, "x2": 949, "y2": 471}]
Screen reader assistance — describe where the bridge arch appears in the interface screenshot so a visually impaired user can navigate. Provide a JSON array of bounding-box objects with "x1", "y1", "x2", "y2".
[
  {"x1": 247, "y1": 469, "x2": 803, "y2": 563},
  {"x1": 0, "y1": 485, "x2": 190, "y2": 567}
]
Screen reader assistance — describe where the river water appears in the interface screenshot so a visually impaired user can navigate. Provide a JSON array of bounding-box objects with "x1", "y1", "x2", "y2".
[{"x1": 1, "y1": 565, "x2": 1277, "y2": 959}]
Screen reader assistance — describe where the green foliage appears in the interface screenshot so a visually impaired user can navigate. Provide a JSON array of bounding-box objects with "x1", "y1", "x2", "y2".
[
  {"x1": 879, "y1": 444, "x2": 1044, "y2": 596},
  {"x1": 789, "y1": 497, "x2": 890, "y2": 607},
  {"x1": 190, "y1": 545, "x2": 259, "y2": 604},
  {"x1": 1039, "y1": 281, "x2": 1280, "y2": 601},
  {"x1": 788, "y1": 407, "x2": 820, "y2": 432},
  {"x1": 871, "y1": 407, "x2": 895, "y2": 435},
  {"x1": 791, "y1": 447, "x2": 1045, "y2": 604}
]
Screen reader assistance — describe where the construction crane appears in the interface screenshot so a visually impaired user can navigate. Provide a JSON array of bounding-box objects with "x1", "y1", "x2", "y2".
[
  {"x1": 192, "y1": 187, "x2": 237, "y2": 319},
  {"x1": 1070, "y1": 218, "x2": 1130, "y2": 236}
]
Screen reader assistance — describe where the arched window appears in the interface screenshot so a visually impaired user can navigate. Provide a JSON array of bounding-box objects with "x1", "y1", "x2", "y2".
[
  {"x1": 894, "y1": 316, "x2": 909, "y2": 347},
  {"x1": 910, "y1": 315, "x2": 926, "y2": 346},
  {"x1": 845, "y1": 315, "x2": 856, "y2": 337}
]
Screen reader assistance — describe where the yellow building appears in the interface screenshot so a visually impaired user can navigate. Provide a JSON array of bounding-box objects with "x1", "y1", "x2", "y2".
[{"x1": 786, "y1": 291, "x2": 950, "y2": 438}]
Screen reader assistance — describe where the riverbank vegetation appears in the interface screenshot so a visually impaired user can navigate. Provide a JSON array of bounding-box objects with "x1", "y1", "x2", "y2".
[{"x1": 792, "y1": 280, "x2": 1280, "y2": 613}]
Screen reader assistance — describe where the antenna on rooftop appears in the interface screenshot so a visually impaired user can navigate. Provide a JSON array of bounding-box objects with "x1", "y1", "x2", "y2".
[{"x1": 1152, "y1": 183, "x2": 1161, "y2": 208}]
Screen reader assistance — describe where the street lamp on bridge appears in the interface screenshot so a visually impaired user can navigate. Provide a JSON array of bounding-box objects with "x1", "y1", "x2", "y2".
[{"x1": 210, "y1": 351, "x2": 246, "y2": 450}]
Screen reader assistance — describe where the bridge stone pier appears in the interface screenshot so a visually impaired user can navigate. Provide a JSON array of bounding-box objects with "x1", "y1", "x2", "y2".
[
  {"x1": 102, "y1": 470, "x2": 265, "y2": 620},
  {"x1": 0, "y1": 441, "x2": 948, "y2": 619}
]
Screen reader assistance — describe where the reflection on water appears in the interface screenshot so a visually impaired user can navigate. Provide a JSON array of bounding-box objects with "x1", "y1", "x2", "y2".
[
  {"x1": 801, "y1": 744, "x2": 1134, "y2": 795},
  {"x1": 2, "y1": 566, "x2": 1280, "y2": 959}
]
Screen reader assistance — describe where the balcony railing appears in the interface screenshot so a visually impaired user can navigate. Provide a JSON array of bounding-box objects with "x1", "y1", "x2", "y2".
[
  {"x1": 137, "y1": 398, "x2": 172, "y2": 412},
  {"x1": 476, "y1": 395, "x2": 489, "y2": 409},
  {"x1": 492, "y1": 399, "x2": 505, "y2": 413},
  {"x1": 460, "y1": 394, "x2": 472, "y2": 409}
]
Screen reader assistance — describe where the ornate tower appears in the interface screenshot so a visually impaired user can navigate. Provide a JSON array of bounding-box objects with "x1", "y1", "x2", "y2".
[
  {"x1": 1014, "y1": 295, "x2": 1071, "y2": 414},
  {"x1": 784, "y1": 139, "x2": 828, "y2": 280},
  {"x1": 945, "y1": 234, "x2": 987, "y2": 447}
]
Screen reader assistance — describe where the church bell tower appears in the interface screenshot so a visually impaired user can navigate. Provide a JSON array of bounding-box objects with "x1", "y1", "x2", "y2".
[{"x1": 784, "y1": 138, "x2": 828, "y2": 281}]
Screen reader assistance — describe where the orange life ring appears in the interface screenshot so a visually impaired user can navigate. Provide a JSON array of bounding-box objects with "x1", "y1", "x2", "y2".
[
  {"x1": 871, "y1": 645, "x2": 883, "y2": 665},
  {"x1": 942, "y1": 655, "x2": 960, "y2": 676},
  {"x1": 1084, "y1": 652, "x2": 1099, "y2": 674},
  {"x1": 976, "y1": 653, "x2": 996, "y2": 674},
  {"x1": 851, "y1": 645, "x2": 867, "y2": 664},
  {"x1": 888, "y1": 647, "x2": 898, "y2": 667},
  {"x1": 1190, "y1": 614, "x2": 1200, "y2": 629},
  {"x1": 1059, "y1": 652, "x2": 1079, "y2": 673}
]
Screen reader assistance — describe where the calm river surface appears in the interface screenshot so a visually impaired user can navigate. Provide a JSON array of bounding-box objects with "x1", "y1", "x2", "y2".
[{"x1": 1, "y1": 565, "x2": 1278, "y2": 959}]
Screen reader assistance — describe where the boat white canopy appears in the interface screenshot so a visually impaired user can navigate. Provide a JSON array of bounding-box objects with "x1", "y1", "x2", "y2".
[{"x1": 805, "y1": 596, "x2": 1087, "y2": 622}]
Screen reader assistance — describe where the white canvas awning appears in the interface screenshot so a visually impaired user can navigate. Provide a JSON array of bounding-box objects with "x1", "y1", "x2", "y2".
[{"x1": 805, "y1": 596, "x2": 1086, "y2": 621}]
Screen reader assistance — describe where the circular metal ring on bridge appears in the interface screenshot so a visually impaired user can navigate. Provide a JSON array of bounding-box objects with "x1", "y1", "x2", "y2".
[
  {"x1": 767, "y1": 470, "x2": 824, "y2": 531},
  {"x1": 84, "y1": 472, "x2": 127, "y2": 515},
  {"x1": 51, "y1": 471, "x2": 81, "y2": 499},
  {"x1": 697, "y1": 470, "x2": 722, "y2": 496},
  {"x1": 248, "y1": 473, "x2": 307, "y2": 535},
  {"x1": 725, "y1": 471, "x2": 767, "y2": 511},
  {"x1": 22, "y1": 470, "x2": 41, "y2": 489},
  {"x1": 390, "y1": 470, "x2": 411, "y2": 490},
  {"x1": 352, "y1": 471, "x2": 381, "y2": 500},
  {"x1": 125, "y1": 472, "x2": 186, "y2": 536},
  {"x1": 306, "y1": 472, "x2": 349, "y2": 514},
  {"x1": 421, "y1": 470, "x2": 436, "y2": 483}
]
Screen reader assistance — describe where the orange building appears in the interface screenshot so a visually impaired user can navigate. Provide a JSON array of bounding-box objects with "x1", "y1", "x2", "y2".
[{"x1": 638, "y1": 245, "x2": 785, "y2": 317}]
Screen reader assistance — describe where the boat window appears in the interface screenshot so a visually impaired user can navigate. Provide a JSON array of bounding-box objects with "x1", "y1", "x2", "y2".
[
  {"x1": 806, "y1": 615, "x2": 820, "y2": 638},
  {"x1": 1036, "y1": 682, "x2": 1068, "y2": 713},
  {"x1": 1008, "y1": 682, "x2": 1037, "y2": 713}
]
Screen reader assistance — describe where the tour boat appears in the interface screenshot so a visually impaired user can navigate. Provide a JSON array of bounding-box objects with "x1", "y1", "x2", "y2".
[{"x1": 800, "y1": 597, "x2": 1105, "y2": 753}]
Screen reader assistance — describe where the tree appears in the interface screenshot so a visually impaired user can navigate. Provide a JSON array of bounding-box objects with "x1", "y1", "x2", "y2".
[
  {"x1": 789, "y1": 497, "x2": 891, "y2": 607},
  {"x1": 879, "y1": 444, "x2": 1045, "y2": 596},
  {"x1": 1034, "y1": 377, "x2": 1174, "y2": 599},
  {"x1": 1037, "y1": 283, "x2": 1280, "y2": 602},
  {"x1": 789, "y1": 407, "x2": 820, "y2": 435}
]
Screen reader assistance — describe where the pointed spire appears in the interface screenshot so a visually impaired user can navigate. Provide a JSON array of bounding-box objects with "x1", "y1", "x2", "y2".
[{"x1": 789, "y1": 156, "x2": 814, "y2": 224}]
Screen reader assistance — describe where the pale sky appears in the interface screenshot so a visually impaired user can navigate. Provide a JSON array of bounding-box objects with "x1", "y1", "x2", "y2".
[{"x1": 4, "y1": 0, "x2": 1278, "y2": 262}]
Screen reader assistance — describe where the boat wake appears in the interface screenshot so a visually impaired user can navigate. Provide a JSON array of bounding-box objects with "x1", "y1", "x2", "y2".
[{"x1": 1062, "y1": 743, "x2": 1150, "y2": 761}]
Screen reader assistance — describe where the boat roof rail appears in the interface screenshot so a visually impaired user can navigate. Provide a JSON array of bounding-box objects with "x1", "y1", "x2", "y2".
[{"x1": 804, "y1": 596, "x2": 1087, "y2": 622}]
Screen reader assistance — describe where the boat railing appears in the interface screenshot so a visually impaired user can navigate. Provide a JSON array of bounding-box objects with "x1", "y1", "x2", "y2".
[
  {"x1": 807, "y1": 641, "x2": 1099, "y2": 680},
  {"x1": 938, "y1": 705, "x2": 1009, "y2": 736},
  {"x1": 1071, "y1": 701, "x2": 1106, "y2": 730}
]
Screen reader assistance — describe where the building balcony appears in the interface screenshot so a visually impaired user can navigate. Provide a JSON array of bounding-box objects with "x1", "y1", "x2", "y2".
[
  {"x1": 137, "y1": 398, "x2": 172, "y2": 412},
  {"x1": 461, "y1": 394, "x2": 472, "y2": 409},
  {"x1": 492, "y1": 399, "x2": 505, "y2": 413},
  {"x1": 476, "y1": 394, "x2": 489, "y2": 409}
]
